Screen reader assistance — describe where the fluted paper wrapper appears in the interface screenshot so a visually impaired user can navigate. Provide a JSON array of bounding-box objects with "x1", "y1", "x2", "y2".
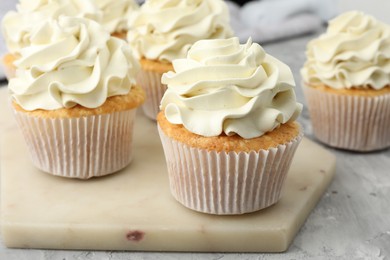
[
  {"x1": 137, "y1": 69, "x2": 167, "y2": 120},
  {"x1": 158, "y1": 126, "x2": 303, "y2": 215},
  {"x1": 13, "y1": 109, "x2": 137, "y2": 179},
  {"x1": 303, "y1": 84, "x2": 390, "y2": 151}
]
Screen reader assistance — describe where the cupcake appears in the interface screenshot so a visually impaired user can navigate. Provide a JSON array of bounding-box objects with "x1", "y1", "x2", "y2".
[
  {"x1": 92, "y1": 0, "x2": 139, "y2": 39},
  {"x1": 8, "y1": 16, "x2": 144, "y2": 179},
  {"x1": 1, "y1": 0, "x2": 102, "y2": 79},
  {"x1": 157, "y1": 37, "x2": 303, "y2": 215},
  {"x1": 301, "y1": 11, "x2": 390, "y2": 151},
  {"x1": 127, "y1": 0, "x2": 233, "y2": 120}
]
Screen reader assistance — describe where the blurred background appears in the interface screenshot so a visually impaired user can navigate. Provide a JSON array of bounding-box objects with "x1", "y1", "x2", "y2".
[{"x1": 0, "y1": 0, "x2": 389, "y2": 80}]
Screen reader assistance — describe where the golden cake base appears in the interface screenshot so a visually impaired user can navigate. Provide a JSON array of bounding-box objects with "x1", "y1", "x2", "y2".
[{"x1": 0, "y1": 89, "x2": 335, "y2": 252}]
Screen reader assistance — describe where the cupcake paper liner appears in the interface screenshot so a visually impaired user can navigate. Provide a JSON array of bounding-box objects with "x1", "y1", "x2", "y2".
[
  {"x1": 303, "y1": 84, "x2": 390, "y2": 151},
  {"x1": 137, "y1": 69, "x2": 167, "y2": 120},
  {"x1": 13, "y1": 109, "x2": 137, "y2": 179},
  {"x1": 158, "y1": 126, "x2": 303, "y2": 215}
]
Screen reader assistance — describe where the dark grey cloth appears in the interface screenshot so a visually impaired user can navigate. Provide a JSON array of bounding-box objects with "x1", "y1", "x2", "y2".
[
  {"x1": 230, "y1": 0, "x2": 252, "y2": 6},
  {"x1": 226, "y1": 0, "x2": 337, "y2": 43}
]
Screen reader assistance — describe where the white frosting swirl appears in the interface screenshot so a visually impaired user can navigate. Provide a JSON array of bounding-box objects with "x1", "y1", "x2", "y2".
[
  {"x1": 160, "y1": 37, "x2": 302, "y2": 139},
  {"x1": 127, "y1": 0, "x2": 233, "y2": 62},
  {"x1": 8, "y1": 16, "x2": 140, "y2": 111},
  {"x1": 94, "y1": 0, "x2": 139, "y2": 34},
  {"x1": 2, "y1": 0, "x2": 102, "y2": 54},
  {"x1": 301, "y1": 11, "x2": 390, "y2": 89}
]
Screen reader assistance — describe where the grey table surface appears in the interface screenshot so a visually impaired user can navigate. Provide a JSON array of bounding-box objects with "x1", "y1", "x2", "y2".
[{"x1": 0, "y1": 32, "x2": 389, "y2": 260}]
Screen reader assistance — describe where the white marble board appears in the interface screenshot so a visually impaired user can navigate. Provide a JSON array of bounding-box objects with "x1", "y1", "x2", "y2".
[{"x1": 0, "y1": 88, "x2": 336, "y2": 252}]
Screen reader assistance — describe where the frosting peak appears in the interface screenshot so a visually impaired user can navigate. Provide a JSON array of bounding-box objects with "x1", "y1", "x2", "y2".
[
  {"x1": 8, "y1": 16, "x2": 140, "y2": 111},
  {"x1": 301, "y1": 11, "x2": 390, "y2": 89},
  {"x1": 94, "y1": 0, "x2": 139, "y2": 34},
  {"x1": 127, "y1": 0, "x2": 233, "y2": 62},
  {"x1": 160, "y1": 37, "x2": 302, "y2": 139},
  {"x1": 2, "y1": 0, "x2": 102, "y2": 54}
]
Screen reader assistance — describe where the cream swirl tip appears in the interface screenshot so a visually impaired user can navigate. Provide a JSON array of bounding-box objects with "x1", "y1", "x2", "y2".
[
  {"x1": 301, "y1": 11, "x2": 390, "y2": 89},
  {"x1": 127, "y1": 0, "x2": 233, "y2": 62},
  {"x1": 160, "y1": 37, "x2": 302, "y2": 139},
  {"x1": 94, "y1": 0, "x2": 139, "y2": 34},
  {"x1": 1, "y1": 0, "x2": 102, "y2": 54},
  {"x1": 8, "y1": 16, "x2": 140, "y2": 111}
]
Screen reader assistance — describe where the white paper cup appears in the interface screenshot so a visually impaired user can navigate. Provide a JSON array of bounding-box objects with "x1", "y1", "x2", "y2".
[
  {"x1": 137, "y1": 69, "x2": 167, "y2": 120},
  {"x1": 303, "y1": 84, "x2": 390, "y2": 151},
  {"x1": 13, "y1": 109, "x2": 137, "y2": 179},
  {"x1": 158, "y1": 126, "x2": 303, "y2": 215}
]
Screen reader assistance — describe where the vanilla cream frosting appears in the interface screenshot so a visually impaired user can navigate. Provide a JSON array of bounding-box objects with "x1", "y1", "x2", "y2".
[
  {"x1": 160, "y1": 37, "x2": 302, "y2": 139},
  {"x1": 127, "y1": 0, "x2": 233, "y2": 62},
  {"x1": 301, "y1": 11, "x2": 390, "y2": 90},
  {"x1": 8, "y1": 16, "x2": 140, "y2": 111},
  {"x1": 2, "y1": 0, "x2": 102, "y2": 54},
  {"x1": 94, "y1": 0, "x2": 139, "y2": 34}
]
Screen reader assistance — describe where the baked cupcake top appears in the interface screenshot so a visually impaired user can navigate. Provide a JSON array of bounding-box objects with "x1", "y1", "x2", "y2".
[
  {"x1": 301, "y1": 11, "x2": 390, "y2": 90},
  {"x1": 93, "y1": 0, "x2": 139, "y2": 34},
  {"x1": 8, "y1": 16, "x2": 140, "y2": 111},
  {"x1": 127, "y1": 0, "x2": 233, "y2": 63},
  {"x1": 2, "y1": 0, "x2": 101, "y2": 54},
  {"x1": 160, "y1": 37, "x2": 302, "y2": 139}
]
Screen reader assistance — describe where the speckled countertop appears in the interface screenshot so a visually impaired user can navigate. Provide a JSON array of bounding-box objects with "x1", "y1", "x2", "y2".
[{"x1": 1, "y1": 33, "x2": 389, "y2": 260}]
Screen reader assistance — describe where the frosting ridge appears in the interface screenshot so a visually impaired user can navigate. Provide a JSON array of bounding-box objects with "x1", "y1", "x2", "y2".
[
  {"x1": 160, "y1": 37, "x2": 302, "y2": 139},
  {"x1": 301, "y1": 11, "x2": 390, "y2": 89},
  {"x1": 94, "y1": 0, "x2": 139, "y2": 34},
  {"x1": 8, "y1": 16, "x2": 140, "y2": 111},
  {"x1": 127, "y1": 0, "x2": 233, "y2": 62},
  {"x1": 2, "y1": 0, "x2": 102, "y2": 54}
]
